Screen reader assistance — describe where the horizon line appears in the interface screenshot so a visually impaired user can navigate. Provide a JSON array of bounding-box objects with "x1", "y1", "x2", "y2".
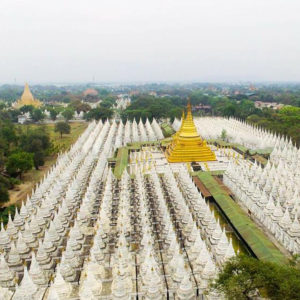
[{"x1": 1, "y1": 80, "x2": 300, "y2": 86}]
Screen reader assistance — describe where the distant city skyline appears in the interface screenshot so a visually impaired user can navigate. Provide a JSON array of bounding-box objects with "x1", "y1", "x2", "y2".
[
  {"x1": 4, "y1": 80, "x2": 300, "y2": 87},
  {"x1": 1, "y1": 0, "x2": 300, "y2": 83}
]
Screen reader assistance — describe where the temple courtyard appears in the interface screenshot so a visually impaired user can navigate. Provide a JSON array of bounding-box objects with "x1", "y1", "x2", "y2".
[{"x1": 0, "y1": 108, "x2": 299, "y2": 299}]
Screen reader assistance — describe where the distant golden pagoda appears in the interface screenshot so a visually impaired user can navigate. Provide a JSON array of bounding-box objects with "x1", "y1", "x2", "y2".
[
  {"x1": 165, "y1": 101, "x2": 216, "y2": 163},
  {"x1": 15, "y1": 83, "x2": 42, "y2": 108}
]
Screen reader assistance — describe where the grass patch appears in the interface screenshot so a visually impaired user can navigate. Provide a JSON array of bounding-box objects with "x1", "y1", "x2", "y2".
[
  {"x1": 49, "y1": 122, "x2": 88, "y2": 152},
  {"x1": 17, "y1": 122, "x2": 88, "y2": 153}
]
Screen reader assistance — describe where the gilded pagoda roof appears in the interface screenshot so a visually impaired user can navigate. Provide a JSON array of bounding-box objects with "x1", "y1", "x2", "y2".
[
  {"x1": 15, "y1": 83, "x2": 42, "y2": 108},
  {"x1": 165, "y1": 100, "x2": 216, "y2": 163},
  {"x1": 177, "y1": 101, "x2": 202, "y2": 138}
]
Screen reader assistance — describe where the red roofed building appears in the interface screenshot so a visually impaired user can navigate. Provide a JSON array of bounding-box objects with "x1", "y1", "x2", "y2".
[{"x1": 83, "y1": 88, "x2": 98, "y2": 97}]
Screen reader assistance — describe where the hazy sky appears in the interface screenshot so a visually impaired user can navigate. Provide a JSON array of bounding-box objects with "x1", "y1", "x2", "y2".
[{"x1": 1, "y1": 0, "x2": 300, "y2": 83}]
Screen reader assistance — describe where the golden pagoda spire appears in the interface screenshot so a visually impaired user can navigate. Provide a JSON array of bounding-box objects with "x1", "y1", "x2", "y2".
[
  {"x1": 165, "y1": 100, "x2": 216, "y2": 163},
  {"x1": 179, "y1": 99, "x2": 201, "y2": 138},
  {"x1": 14, "y1": 83, "x2": 42, "y2": 108},
  {"x1": 23, "y1": 83, "x2": 33, "y2": 98},
  {"x1": 175, "y1": 110, "x2": 185, "y2": 137}
]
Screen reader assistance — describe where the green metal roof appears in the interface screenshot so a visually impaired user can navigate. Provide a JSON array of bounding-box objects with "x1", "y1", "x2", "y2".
[
  {"x1": 114, "y1": 147, "x2": 129, "y2": 179},
  {"x1": 196, "y1": 172, "x2": 287, "y2": 264}
]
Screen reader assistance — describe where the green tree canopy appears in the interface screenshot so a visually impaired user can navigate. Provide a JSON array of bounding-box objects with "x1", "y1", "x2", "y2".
[
  {"x1": 169, "y1": 107, "x2": 183, "y2": 123},
  {"x1": 221, "y1": 129, "x2": 227, "y2": 141},
  {"x1": 190, "y1": 91, "x2": 210, "y2": 105},
  {"x1": 20, "y1": 105, "x2": 35, "y2": 114},
  {"x1": 55, "y1": 121, "x2": 71, "y2": 138},
  {"x1": 49, "y1": 108, "x2": 58, "y2": 121},
  {"x1": 56, "y1": 93, "x2": 82, "y2": 103},
  {"x1": 62, "y1": 108, "x2": 75, "y2": 121},
  {"x1": 100, "y1": 95, "x2": 117, "y2": 108},
  {"x1": 0, "y1": 205, "x2": 16, "y2": 224},
  {"x1": 84, "y1": 107, "x2": 114, "y2": 121},
  {"x1": 6, "y1": 151, "x2": 33, "y2": 179},
  {"x1": 31, "y1": 108, "x2": 45, "y2": 122},
  {"x1": 0, "y1": 176, "x2": 10, "y2": 204},
  {"x1": 121, "y1": 95, "x2": 182, "y2": 122},
  {"x1": 69, "y1": 100, "x2": 91, "y2": 113},
  {"x1": 19, "y1": 128, "x2": 51, "y2": 170},
  {"x1": 0, "y1": 109, "x2": 20, "y2": 123},
  {"x1": 0, "y1": 119, "x2": 17, "y2": 171},
  {"x1": 278, "y1": 106, "x2": 300, "y2": 126},
  {"x1": 0, "y1": 119, "x2": 17, "y2": 151},
  {"x1": 96, "y1": 88, "x2": 110, "y2": 96},
  {"x1": 211, "y1": 255, "x2": 300, "y2": 300}
]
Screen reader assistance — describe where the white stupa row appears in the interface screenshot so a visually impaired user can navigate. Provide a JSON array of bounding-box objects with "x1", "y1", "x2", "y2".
[
  {"x1": 223, "y1": 140, "x2": 300, "y2": 254},
  {"x1": 0, "y1": 120, "x2": 113, "y2": 299},
  {"x1": 172, "y1": 116, "x2": 293, "y2": 150},
  {"x1": 116, "y1": 118, "x2": 164, "y2": 149},
  {"x1": 0, "y1": 120, "x2": 118, "y2": 299}
]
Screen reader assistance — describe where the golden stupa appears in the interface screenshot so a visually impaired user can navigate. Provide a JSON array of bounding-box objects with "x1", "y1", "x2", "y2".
[
  {"x1": 165, "y1": 101, "x2": 216, "y2": 163},
  {"x1": 15, "y1": 83, "x2": 42, "y2": 108}
]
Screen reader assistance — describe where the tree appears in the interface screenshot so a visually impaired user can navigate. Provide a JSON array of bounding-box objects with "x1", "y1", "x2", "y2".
[
  {"x1": 0, "y1": 109, "x2": 20, "y2": 123},
  {"x1": 62, "y1": 108, "x2": 74, "y2": 121},
  {"x1": 121, "y1": 95, "x2": 178, "y2": 121},
  {"x1": 0, "y1": 102, "x2": 6, "y2": 110},
  {"x1": 287, "y1": 126, "x2": 300, "y2": 145},
  {"x1": 221, "y1": 129, "x2": 227, "y2": 141},
  {"x1": 222, "y1": 102, "x2": 237, "y2": 117},
  {"x1": 0, "y1": 176, "x2": 10, "y2": 204},
  {"x1": 31, "y1": 108, "x2": 45, "y2": 122},
  {"x1": 211, "y1": 255, "x2": 300, "y2": 300},
  {"x1": 278, "y1": 106, "x2": 300, "y2": 126},
  {"x1": 57, "y1": 93, "x2": 82, "y2": 104},
  {"x1": 0, "y1": 120, "x2": 17, "y2": 154},
  {"x1": 96, "y1": 88, "x2": 110, "y2": 96},
  {"x1": 6, "y1": 152, "x2": 34, "y2": 179},
  {"x1": 0, "y1": 174, "x2": 19, "y2": 205},
  {"x1": 0, "y1": 205, "x2": 16, "y2": 225},
  {"x1": 69, "y1": 100, "x2": 91, "y2": 113},
  {"x1": 77, "y1": 102, "x2": 91, "y2": 112},
  {"x1": 190, "y1": 91, "x2": 210, "y2": 105},
  {"x1": 49, "y1": 108, "x2": 58, "y2": 121},
  {"x1": 169, "y1": 107, "x2": 183, "y2": 122},
  {"x1": 0, "y1": 183, "x2": 9, "y2": 204},
  {"x1": 236, "y1": 100, "x2": 259, "y2": 119},
  {"x1": 20, "y1": 105, "x2": 34, "y2": 114},
  {"x1": 100, "y1": 95, "x2": 117, "y2": 108},
  {"x1": 19, "y1": 128, "x2": 51, "y2": 170},
  {"x1": 55, "y1": 121, "x2": 71, "y2": 138},
  {"x1": 246, "y1": 114, "x2": 261, "y2": 124},
  {"x1": 84, "y1": 107, "x2": 113, "y2": 121},
  {"x1": 140, "y1": 110, "x2": 152, "y2": 123}
]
